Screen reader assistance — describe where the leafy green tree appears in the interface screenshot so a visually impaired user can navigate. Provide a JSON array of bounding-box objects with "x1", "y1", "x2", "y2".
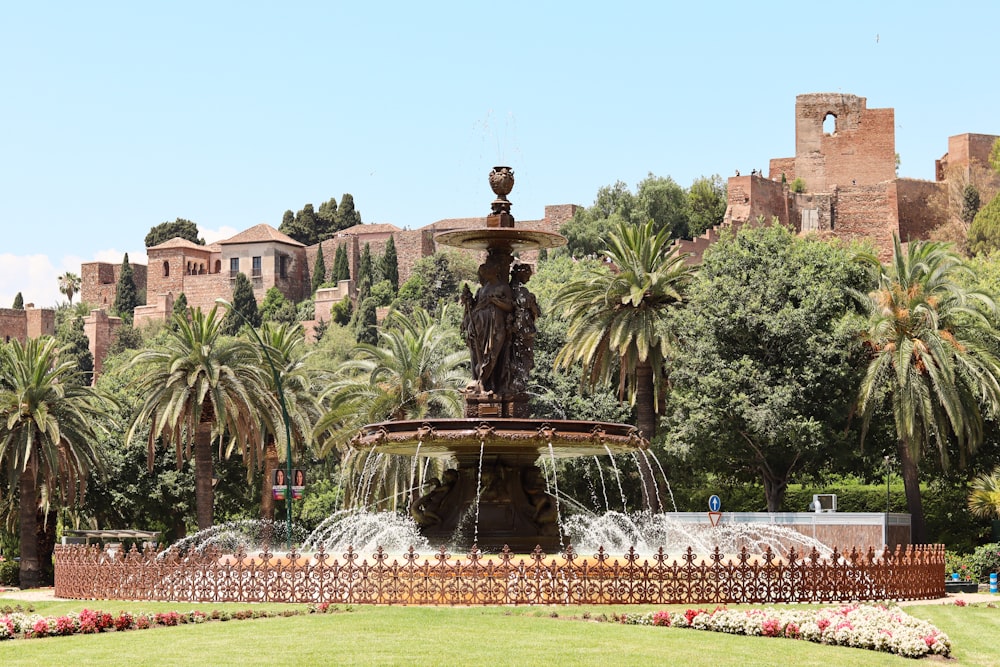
[
  {"x1": 961, "y1": 184, "x2": 982, "y2": 225},
  {"x1": 0, "y1": 337, "x2": 110, "y2": 587},
  {"x1": 335, "y1": 193, "x2": 362, "y2": 231},
  {"x1": 687, "y1": 175, "x2": 727, "y2": 237},
  {"x1": 555, "y1": 220, "x2": 694, "y2": 510},
  {"x1": 990, "y1": 137, "x2": 1000, "y2": 175},
  {"x1": 221, "y1": 272, "x2": 261, "y2": 336},
  {"x1": 145, "y1": 218, "x2": 204, "y2": 247},
  {"x1": 330, "y1": 296, "x2": 353, "y2": 326},
  {"x1": 634, "y1": 173, "x2": 689, "y2": 240},
  {"x1": 332, "y1": 243, "x2": 350, "y2": 282},
  {"x1": 667, "y1": 224, "x2": 871, "y2": 511},
  {"x1": 55, "y1": 316, "x2": 95, "y2": 386},
  {"x1": 280, "y1": 204, "x2": 319, "y2": 246},
  {"x1": 58, "y1": 271, "x2": 81, "y2": 305},
  {"x1": 108, "y1": 324, "x2": 144, "y2": 356},
  {"x1": 968, "y1": 194, "x2": 1000, "y2": 256},
  {"x1": 260, "y1": 287, "x2": 291, "y2": 322},
  {"x1": 112, "y1": 255, "x2": 139, "y2": 324},
  {"x1": 382, "y1": 235, "x2": 400, "y2": 293},
  {"x1": 560, "y1": 181, "x2": 634, "y2": 257},
  {"x1": 854, "y1": 235, "x2": 1000, "y2": 543},
  {"x1": 127, "y1": 306, "x2": 268, "y2": 529},
  {"x1": 11, "y1": 293, "x2": 23, "y2": 310},
  {"x1": 311, "y1": 245, "x2": 327, "y2": 295}
]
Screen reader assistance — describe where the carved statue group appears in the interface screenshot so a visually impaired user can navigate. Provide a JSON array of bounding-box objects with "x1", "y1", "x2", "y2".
[{"x1": 460, "y1": 248, "x2": 539, "y2": 397}]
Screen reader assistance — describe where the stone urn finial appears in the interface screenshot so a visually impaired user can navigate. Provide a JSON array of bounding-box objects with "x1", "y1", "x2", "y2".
[{"x1": 489, "y1": 166, "x2": 514, "y2": 215}]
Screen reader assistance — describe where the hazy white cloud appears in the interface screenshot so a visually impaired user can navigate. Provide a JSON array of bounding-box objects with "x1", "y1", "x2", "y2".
[
  {"x1": 0, "y1": 248, "x2": 146, "y2": 313},
  {"x1": 202, "y1": 225, "x2": 238, "y2": 245}
]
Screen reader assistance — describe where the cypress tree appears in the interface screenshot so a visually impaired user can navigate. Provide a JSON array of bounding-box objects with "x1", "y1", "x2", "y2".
[
  {"x1": 222, "y1": 272, "x2": 261, "y2": 335},
  {"x1": 172, "y1": 292, "x2": 188, "y2": 319},
  {"x1": 312, "y1": 244, "x2": 328, "y2": 295},
  {"x1": 112, "y1": 253, "x2": 139, "y2": 324},
  {"x1": 57, "y1": 317, "x2": 94, "y2": 386},
  {"x1": 333, "y1": 243, "x2": 350, "y2": 282},
  {"x1": 335, "y1": 193, "x2": 362, "y2": 231},
  {"x1": 12, "y1": 292, "x2": 23, "y2": 309},
  {"x1": 382, "y1": 235, "x2": 399, "y2": 293},
  {"x1": 317, "y1": 197, "x2": 339, "y2": 241},
  {"x1": 355, "y1": 297, "x2": 378, "y2": 345},
  {"x1": 356, "y1": 243, "x2": 373, "y2": 298}
]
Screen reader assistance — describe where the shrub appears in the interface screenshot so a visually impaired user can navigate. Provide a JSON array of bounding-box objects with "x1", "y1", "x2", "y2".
[
  {"x1": 0, "y1": 559, "x2": 18, "y2": 587},
  {"x1": 790, "y1": 178, "x2": 806, "y2": 193},
  {"x1": 968, "y1": 542, "x2": 1000, "y2": 582}
]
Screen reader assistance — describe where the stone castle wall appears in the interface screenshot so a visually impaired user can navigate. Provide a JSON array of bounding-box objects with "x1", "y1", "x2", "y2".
[
  {"x1": 81, "y1": 261, "x2": 149, "y2": 309},
  {"x1": 0, "y1": 306, "x2": 56, "y2": 344}
]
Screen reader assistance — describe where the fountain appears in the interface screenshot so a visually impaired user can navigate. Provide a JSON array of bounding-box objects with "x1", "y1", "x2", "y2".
[
  {"x1": 350, "y1": 166, "x2": 646, "y2": 553},
  {"x1": 52, "y1": 168, "x2": 946, "y2": 605}
]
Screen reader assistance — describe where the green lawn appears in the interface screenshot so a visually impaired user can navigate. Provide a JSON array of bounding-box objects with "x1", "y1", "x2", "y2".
[{"x1": 1, "y1": 598, "x2": 997, "y2": 666}]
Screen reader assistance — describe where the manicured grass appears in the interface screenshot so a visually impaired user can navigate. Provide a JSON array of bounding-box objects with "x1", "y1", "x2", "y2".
[{"x1": 2, "y1": 598, "x2": 997, "y2": 666}]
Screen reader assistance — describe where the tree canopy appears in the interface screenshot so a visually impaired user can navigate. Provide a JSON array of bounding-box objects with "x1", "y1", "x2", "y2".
[
  {"x1": 968, "y1": 193, "x2": 1000, "y2": 257},
  {"x1": 666, "y1": 224, "x2": 871, "y2": 511},
  {"x1": 222, "y1": 272, "x2": 261, "y2": 335},
  {"x1": 145, "y1": 218, "x2": 204, "y2": 247}
]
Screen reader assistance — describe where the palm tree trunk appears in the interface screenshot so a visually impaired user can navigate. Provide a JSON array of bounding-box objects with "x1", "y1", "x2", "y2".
[
  {"x1": 18, "y1": 468, "x2": 41, "y2": 589},
  {"x1": 194, "y1": 421, "x2": 215, "y2": 530},
  {"x1": 35, "y1": 508, "x2": 57, "y2": 586},
  {"x1": 634, "y1": 361, "x2": 662, "y2": 512},
  {"x1": 260, "y1": 438, "x2": 279, "y2": 521},
  {"x1": 897, "y1": 440, "x2": 926, "y2": 544}
]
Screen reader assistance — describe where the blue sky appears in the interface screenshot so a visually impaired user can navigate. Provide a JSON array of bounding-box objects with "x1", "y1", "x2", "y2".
[{"x1": 2, "y1": 2, "x2": 998, "y2": 308}]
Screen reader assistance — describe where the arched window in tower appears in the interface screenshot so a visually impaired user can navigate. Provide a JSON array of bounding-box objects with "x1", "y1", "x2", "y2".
[
  {"x1": 823, "y1": 113, "x2": 836, "y2": 135},
  {"x1": 215, "y1": 260, "x2": 221, "y2": 273},
  {"x1": 163, "y1": 261, "x2": 169, "y2": 277}
]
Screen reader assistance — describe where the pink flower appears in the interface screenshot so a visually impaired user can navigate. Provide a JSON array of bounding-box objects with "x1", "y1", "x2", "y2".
[
  {"x1": 32, "y1": 618, "x2": 49, "y2": 637},
  {"x1": 761, "y1": 618, "x2": 781, "y2": 637},
  {"x1": 784, "y1": 622, "x2": 800, "y2": 639},
  {"x1": 955, "y1": 599, "x2": 967, "y2": 607},
  {"x1": 652, "y1": 611, "x2": 671, "y2": 627}
]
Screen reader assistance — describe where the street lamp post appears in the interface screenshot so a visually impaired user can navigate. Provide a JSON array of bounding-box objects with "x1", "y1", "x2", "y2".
[{"x1": 216, "y1": 299, "x2": 294, "y2": 550}]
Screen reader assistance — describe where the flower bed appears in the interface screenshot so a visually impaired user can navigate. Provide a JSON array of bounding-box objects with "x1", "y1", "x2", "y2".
[
  {"x1": 0, "y1": 603, "x2": 341, "y2": 641},
  {"x1": 616, "y1": 603, "x2": 950, "y2": 659}
]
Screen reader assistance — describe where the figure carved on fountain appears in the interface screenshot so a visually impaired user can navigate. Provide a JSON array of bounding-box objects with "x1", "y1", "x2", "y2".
[
  {"x1": 410, "y1": 469, "x2": 458, "y2": 528},
  {"x1": 509, "y1": 262, "x2": 540, "y2": 395},
  {"x1": 521, "y1": 466, "x2": 558, "y2": 534},
  {"x1": 461, "y1": 252, "x2": 514, "y2": 395}
]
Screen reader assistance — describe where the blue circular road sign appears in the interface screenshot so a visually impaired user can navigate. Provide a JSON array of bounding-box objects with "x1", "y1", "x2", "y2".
[{"x1": 708, "y1": 495, "x2": 722, "y2": 512}]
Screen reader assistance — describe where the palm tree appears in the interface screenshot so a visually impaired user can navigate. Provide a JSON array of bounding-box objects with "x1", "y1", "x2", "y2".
[
  {"x1": 0, "y1": 337, "x2": 110, "y2": 588},
  {"x1": 554, "y1": 219, "x2": 693, "y2": 510},
  {"x1": 58, "y1": 272, "x2": 81, "y2": 305},
  {"x1": 968, "y1": 468, "x2": 1000, "y2": 519},
  {"x1": 316, "y1": 307, "x2": 468, "y2": 509},
  {"x1": 127, "y1": 306, "x2": 267, "y2": 530},
  {"x1": 253, "y1": 321, "x2": 323, "y2": 521},
  {"x1": 855, "y1": 234, "x2": 1000, "y2": 543}
]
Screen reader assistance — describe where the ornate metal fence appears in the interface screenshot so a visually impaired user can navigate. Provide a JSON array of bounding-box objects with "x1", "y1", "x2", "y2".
[{"x1": 54, "y1": 544, "x2": 945, "y2": 605}]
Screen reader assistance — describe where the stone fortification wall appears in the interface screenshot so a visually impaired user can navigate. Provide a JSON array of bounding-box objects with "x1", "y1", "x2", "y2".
[
  {"x1": 83, "y1": 309, "x2": 122, "y2": 379},
  {"x1": 0, "y1": 307, "x2": 57, "y2": 344},
  {"x1": 768, "y1": 157, "x2": 796, "y2": 183},
  {"x1": 829, "y1": 183, "x2": 899, "y2": 259},
  {"x1": 896, "y1": 178, "x2": 947, "y2": 242},
  {"x1": 81, "y1": 261, "x2": 149, "y2": 309},
  {"x1": 794, "y1": 94, "x2": 895, "y2": 191}
]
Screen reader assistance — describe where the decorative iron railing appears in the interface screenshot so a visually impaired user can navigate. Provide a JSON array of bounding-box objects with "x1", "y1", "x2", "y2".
[{"x1": 54, "y1": 544, "x2": 945, "y2": 605}]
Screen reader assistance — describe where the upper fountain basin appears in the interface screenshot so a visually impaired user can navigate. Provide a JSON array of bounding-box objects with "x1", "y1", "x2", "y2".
[{"x1": 351, "y1": 418, "x2": 646, "y2": 458}]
